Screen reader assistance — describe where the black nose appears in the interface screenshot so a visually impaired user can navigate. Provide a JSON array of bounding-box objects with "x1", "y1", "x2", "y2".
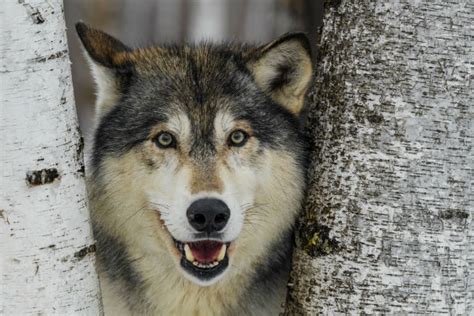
[{"x1": 186, "y1": 198, "x2": 230, "y2": 233}]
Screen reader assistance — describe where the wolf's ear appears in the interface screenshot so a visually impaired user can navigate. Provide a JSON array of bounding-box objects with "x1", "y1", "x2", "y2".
[
  {"x1": 75, "y1": 22, "x2": 133, "y2": 117},
  {"x1": 248, "y1": 33, "x2": 313, "y2": 115}
]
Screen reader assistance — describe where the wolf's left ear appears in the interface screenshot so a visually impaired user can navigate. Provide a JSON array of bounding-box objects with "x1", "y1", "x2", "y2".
[
  {"x1": 75, "y1": 22, "x2": 134, "y2": 117},
  {"x1": 248, "y1": 33, "x2": 313, "y2": 115},
  {"x1": 75, "y1": 22, "x2": 132, "y2": 68}
]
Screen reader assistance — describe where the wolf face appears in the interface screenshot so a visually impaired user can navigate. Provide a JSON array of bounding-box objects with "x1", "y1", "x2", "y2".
[{"x1": 77, "y1": 22, "x2": 312, "y2": 314}]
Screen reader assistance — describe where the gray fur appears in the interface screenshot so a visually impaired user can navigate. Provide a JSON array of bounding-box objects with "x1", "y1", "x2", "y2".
[{"x1": 77, "y1": 22, "x2": 312, "y2": 315}]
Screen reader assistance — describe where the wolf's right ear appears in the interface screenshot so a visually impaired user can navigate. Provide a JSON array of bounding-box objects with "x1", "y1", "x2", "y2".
[{"x1": 75, "y1": 22, "x2": 134, "y2": 117}]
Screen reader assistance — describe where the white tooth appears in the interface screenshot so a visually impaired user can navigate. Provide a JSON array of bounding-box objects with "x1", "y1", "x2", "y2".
[
  {"x1": 184, "y1": 244, "x2": 195, "y2": 262},
  {"x1": 217, "y1": 244, "x2": 226, "y2": 262},
  {"x1": 193, "y1": 261, "x2": 199, "y2": 266}
]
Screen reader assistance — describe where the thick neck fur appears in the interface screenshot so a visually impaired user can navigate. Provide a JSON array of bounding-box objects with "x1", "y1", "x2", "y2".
[{"x1": 94, "y1": 220, "x2": 292, "y2": 315}]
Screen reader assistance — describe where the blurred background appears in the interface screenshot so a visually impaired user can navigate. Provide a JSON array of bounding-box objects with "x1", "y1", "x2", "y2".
[{"x1": 64, "y1": 0, "x2": 323, "y2": 137}]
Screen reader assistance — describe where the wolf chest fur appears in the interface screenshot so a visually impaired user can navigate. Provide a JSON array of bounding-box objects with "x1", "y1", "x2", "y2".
[{"x1": 76, "y1": 22, "x2": 313, "y2": 315}]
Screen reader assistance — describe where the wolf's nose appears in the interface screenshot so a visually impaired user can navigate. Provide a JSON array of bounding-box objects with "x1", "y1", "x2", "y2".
[{"x1": 187, "y1": 198, "x2": 230, "y2": 233}]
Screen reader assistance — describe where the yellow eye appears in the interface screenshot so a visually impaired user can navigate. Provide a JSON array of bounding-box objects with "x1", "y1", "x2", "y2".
[
  {"x1": 154, "y1": 132, "x2": 176, "y2": 149},
  {"x1": 228, "y1": 130, "x2": 249, "y2": 147}
]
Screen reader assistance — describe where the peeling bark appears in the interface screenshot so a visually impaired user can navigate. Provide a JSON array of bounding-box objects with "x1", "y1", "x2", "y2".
[
  {"x1": 0, "y1": 0, "x2": 102, "y2": 314},
  {"x1": 287, "y1": 0, "x2": 473, "y2": 314}
]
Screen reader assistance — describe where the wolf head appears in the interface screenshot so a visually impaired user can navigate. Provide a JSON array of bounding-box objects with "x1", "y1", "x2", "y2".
[{"x1": 77, "y1": 23, "x2": 312, "y2": 289}]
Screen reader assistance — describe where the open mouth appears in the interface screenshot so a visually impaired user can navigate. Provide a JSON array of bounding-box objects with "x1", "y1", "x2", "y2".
[{"x1": 174, "y1": 239, "x2": 231, "y2": 281}]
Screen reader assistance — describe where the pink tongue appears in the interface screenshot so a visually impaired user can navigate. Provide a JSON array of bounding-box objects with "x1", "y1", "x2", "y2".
[{"x1": 188, "y1": 241, "x2": 223, "y2": 263}]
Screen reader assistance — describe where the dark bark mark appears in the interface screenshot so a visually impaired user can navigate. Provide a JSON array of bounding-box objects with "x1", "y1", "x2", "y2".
[
  {"x1": 77, "y1": 165, "x2": 85, "y2": 176},
  {"x1": 0, "y1": 209, "x2": 10, "y2": 224},
  {"x1": 353, "y1": 103, "x2": 385, "y2": 125},
  {"x1": 76, "y1": 136, "x2": 85, "y2": 176},
  {"x1": 26, "y1": 168, "x2": 60, "y2": 186},
  {"x1": 76, "y1": 136, "x2": 84, "y2": 158},
  {"x1": 39, "y1": 244, "x2": 56, "y2": 250},
  {"x1": 366, "y1": 111, "x2": 384, "y2": 125},
  {"x1": 74, "y1": 244, "x2": 97, "y2": 260},
  {"x1": 439, "y1": 209, "x2": 469, "y2": 220},
  {"x1": 31, "y1": 10, "x2": 44, "y2": 24},
  {"x1": 18, "y1": 0, "x2": 45, "y2": 24},
  {"x1": 323, "y1": 0, "x2": 343, "y2": 10},
  {"x1": 300, "y1": 223, "x2": 341, "y2": 257},
  {"x1": 33, "y1": 50, "x2": 68, "y2": 63}
]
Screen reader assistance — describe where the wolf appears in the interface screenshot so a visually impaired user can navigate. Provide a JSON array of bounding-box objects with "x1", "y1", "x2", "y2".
[{"x1": 75, "y1": 22, "x2": 312, "y2": 315}]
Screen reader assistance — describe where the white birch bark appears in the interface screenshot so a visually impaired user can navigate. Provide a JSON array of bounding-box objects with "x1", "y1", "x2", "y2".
[
  {"x1": 287, "y1": 0, "x2": 473, "y2": 314},
  {"x1": 0, "y1": 1, "x2": 102, "y2": 314}
]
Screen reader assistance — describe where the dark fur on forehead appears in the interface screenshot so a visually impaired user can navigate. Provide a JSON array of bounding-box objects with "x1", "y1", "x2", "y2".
[{"x1": 91, "y1": 42, "x2": 307, "y2": 171}]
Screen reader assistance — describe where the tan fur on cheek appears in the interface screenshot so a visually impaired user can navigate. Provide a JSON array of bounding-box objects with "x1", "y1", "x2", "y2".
[
  {"x1": 151, "y1": 211, "x2": 181, "y2": 259},
  {"x1": 229, "y1": 149, "x2": 304, "y2": 271},
  {"x1": 91, "y1": 147, "x2": 175, "y2": 250}
]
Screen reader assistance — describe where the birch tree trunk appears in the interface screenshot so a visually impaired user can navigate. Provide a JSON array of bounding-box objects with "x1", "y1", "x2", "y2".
[
  {"x1": 1, "y1": 1, "x2": 102, "y2": 314},
  {"x1": 287, "y1": 0, "x2": 473, "y2": 314}
]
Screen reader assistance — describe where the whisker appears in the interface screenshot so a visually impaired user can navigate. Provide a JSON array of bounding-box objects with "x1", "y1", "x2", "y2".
[{"x1": 117, "y1": 205, "x2": 148, "y2": 229}]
